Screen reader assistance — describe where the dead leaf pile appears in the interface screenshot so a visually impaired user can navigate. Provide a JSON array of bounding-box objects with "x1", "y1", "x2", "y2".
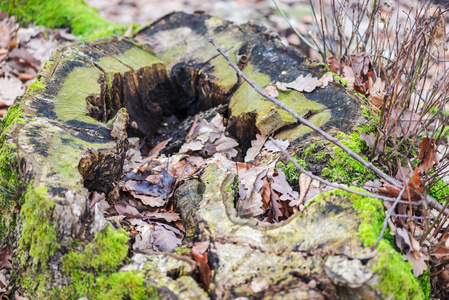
[{"x1": 180, "y1": 114, "x2": 239, "y2": 159}]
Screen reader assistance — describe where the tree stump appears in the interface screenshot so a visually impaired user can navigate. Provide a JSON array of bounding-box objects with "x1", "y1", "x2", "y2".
[{"x1": 1, "y1": 12, "x2": 423, "y2": 299}]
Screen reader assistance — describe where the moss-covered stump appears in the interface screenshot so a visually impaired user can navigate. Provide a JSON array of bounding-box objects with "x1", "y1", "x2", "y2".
[
  {"x1": 5, "y1": 35, "x2": 176, "y2": 297},
  {"x1": 0, "y1": 11, "x2": 421, "y2": 299},
  {"x1": 136, "y1": 12, "x2": 361, "y2": 150}
]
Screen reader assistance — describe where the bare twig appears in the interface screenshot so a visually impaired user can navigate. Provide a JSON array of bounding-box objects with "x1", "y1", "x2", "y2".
[{"x1": 374, "y1": 186, "x2": 406, "y2": 247}]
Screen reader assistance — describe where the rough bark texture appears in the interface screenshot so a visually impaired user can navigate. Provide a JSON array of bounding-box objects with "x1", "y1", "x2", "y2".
[{"x1": 3, "y1": 12, "x2": 422, "y2": 299}]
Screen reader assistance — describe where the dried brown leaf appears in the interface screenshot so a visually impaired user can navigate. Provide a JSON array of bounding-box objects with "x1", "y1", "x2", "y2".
[
  {"x1": 271, "y1": 190, "x2": 284, "y2": 222},
  {"x1": 271, "y1": 169, "x2": 299, "y2": 206},
  {"x1": 213, "y1": 135, "x2": 239, "y2": 158},
  {"x1": 319, "y1": 72, "x2": 334, "y2": 88},
  {"x1": 395, "y1": 227, "x2": 412, "y2": 252},
  {"x1": 298, "y1": 173, "x2": 312, "y2": 205},
  {"x1": 114, "y1": 203, "x2": 141, "y2": 217},
  {"x1": 418, "y1": 137, "x2": 439, "y2": 173},
  {"x1": 133, "y1": 224, "x2": 154, "y2": 251},
  {"x1": 403, "y1": 250, "x2": 428, "y2": 277},
  {"x1": 410, "y1": 166, "x2": 424, "y2": 193},
  {"x1": 0, "y1": 76, "x2": 24, "y2": 106},
  {"x1": 359, "y1": 132, "x2": 384, "y2": 153},
  {"x1": 144, "y1": 211, "x2": 181, "y2": 223},
  {"x1": 148, "y1": 138, "x2": 172, "y2": 158},
  {"x1": 276, "y1": 74, "x2": 323, "y2": 93},
  {"x1": 153, "y1": 224, "x2": 182, "y2": 251},
  {"x1": 236, "y1": 167, "x2": 267, "y2": 217},
  {"x1": 192, "y1": 241, "x2": 210, "y2": 256},
  {"x1": 191, "y1": 246, "x2": 211, "y2": 289},
  {"x1": 133, "y1": 194, "x2": 166, "y2": 207},
  {"x1": 263, "y1": 85, "x2": 279, "y2": 98},
  {"x1": 0, "y1": 245, "x2": 12, "y2": 269},
  {"x1": 264, "y1": 138, "x2": 289, "y2": 153},
  {"x1": 245, "y1": 134, "x2": 267, "y2": 163}
]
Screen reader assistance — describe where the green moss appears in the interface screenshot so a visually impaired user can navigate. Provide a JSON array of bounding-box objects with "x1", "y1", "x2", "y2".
[
  {"x1": 91, "y1": 271, "x2": 159, "y2": 300},
  {"x1": 19, "y1": 185, "x2": 60, "y2": 268},
  {"x1": 61, "y1": 225, "x2": 157, "y2": 299},
  {"x1": 0, "y1": 105, "x2": 27, "y2": 235},
  {"x1": 42, "y1": 60, "x2": 53, "y2": 70},
  {"x1": 63, "y1": 225, "x2": 129, "y2": 274},
  {"x1": 26, "y1": 78, "x2": 45, "y2": 93},
  {"x1": 329, "y1": 189, "x2": 424, "y2": 299},
  {"x1": 321, "y1": 131, "x2": 376, "y2": 184},
  {"x1": 0, "y1": 0, "x2": 135, "y2": 41},
  {"x1": 417, "y1": 270, "x2": 430, "y2": 299},
  {"x1": 276, "y1": 155, "x2": 308, "y2": 184},
  {"x1": 429, "y1": 176, "x2": 449, "y2": 202}
]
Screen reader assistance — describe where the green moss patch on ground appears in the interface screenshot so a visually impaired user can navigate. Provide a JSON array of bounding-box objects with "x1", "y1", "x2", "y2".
[
  {"x1": 304, "y1": 131, "x2": 376, "y2": 184},
  {"x1": 0, "y1": 0, "x2": 136, "y2": 40},
  {"x1": 429, "y1": 176, "x2": 449, "y2": 202}
]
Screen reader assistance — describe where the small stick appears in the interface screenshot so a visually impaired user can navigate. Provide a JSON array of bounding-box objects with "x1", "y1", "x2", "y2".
[{"x1": 374, "y1": 186, "x2": 406, "y2": 248}]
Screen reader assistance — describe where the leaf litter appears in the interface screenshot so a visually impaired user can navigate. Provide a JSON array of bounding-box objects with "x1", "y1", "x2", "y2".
[{"x1": 90, "y1": 112, "x2": 331, "y2": 262}]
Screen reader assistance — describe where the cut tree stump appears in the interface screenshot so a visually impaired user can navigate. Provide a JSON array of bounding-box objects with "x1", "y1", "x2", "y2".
[{"x1": 2, "y1": 12, "x2": 423, "y2": 299}]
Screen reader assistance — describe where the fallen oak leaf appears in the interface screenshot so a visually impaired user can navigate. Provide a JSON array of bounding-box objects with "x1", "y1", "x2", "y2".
[
  {"x1": 319, "y1": 72, "x2": 334, "y2": 88},
  {"x1": 409, "y1": 166, "x2": 424, "y2": 193},
  {"x1": 264, "y1": 138, "x2": 289, "y2": 153},
  {"x1": 395, "y1": 227, "x2": 412, "y2": 253},
  {"x1": 192, "y1": 241, "x2": 210, "y2": 256},
  {"x1": 148, "y1": 138, "x2": 172, "y2": 158},
  {"x1": 276, "y1": 73, "x2": 323, "y2": 93},
  {"x1": 114, "y1": 203, "x2": 142, "y2": 218},
  {"x1": 418, "y1": 137, "x2": 439, "y2": 173},
  {"x1": 133, "y1": 224, "x2": 154, "y2": 251},
  {"x1": 245, "y1": 134, "x2": 267, "y2": 163},
  {"x1": 403, "y1": 250, "x2": 429, "y2": 277},
  {"x1": 271, "y1": 169, "x2": 299, "y2": 206},
  {"x1": 153, "y1": 224, "x2": 182, "y2": 251},
  {"x1": 142, "y1": 211, "x2": 181, "y2": 223},
  {"x1": 132, "y1": 193, "x2": 166, "y2": 207}
]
